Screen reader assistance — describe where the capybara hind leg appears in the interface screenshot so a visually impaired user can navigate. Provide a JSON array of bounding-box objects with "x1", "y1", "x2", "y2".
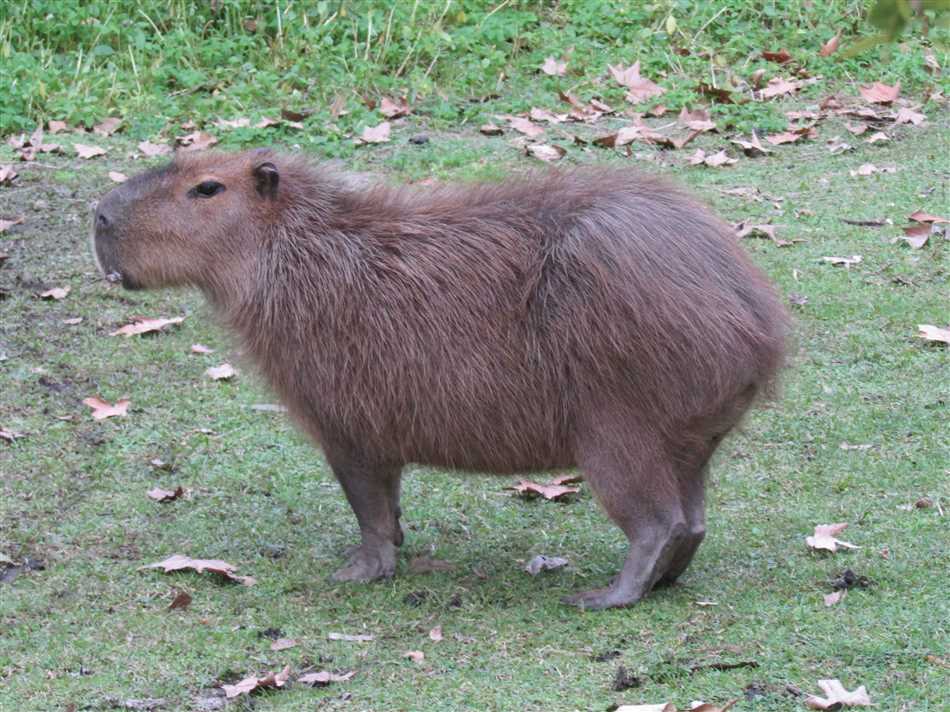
[
  {"x1": 655, "y1": 473, "x2": 706, "y2": 587},
  {"x1": 564, "y1": 440, "x2": 687, "y2": 610},
  {"x1": 324, "y1": 450, "x2": 402, "y2": 582}
]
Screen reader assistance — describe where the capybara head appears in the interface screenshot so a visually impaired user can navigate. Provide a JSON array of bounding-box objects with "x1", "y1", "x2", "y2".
[{"x1": 92, "y1": 149, "x2": 282, "y2": 290}]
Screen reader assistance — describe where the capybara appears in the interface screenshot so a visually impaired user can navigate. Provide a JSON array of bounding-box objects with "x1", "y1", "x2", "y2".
[{"x1": 92, "y1": 149, "x2": 788, "y2": 609}]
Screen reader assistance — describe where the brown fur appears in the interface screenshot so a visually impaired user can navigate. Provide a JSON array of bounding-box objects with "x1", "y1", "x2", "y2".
[{"x1": 92, "y1": 149, "x2": 789, "y2": 608}]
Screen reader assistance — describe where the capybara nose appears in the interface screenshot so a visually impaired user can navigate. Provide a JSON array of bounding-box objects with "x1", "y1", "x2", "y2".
[{"x1": 96, "y1": 211, "x2": 110, "y2": 230}]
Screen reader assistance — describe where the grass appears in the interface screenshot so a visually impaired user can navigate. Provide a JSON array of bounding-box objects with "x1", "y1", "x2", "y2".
[{"x1": 1, "y1": 2, "x2": 949, "y2": 711}]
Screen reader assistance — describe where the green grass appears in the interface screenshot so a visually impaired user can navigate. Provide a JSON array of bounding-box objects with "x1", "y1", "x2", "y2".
[{"x1": 1, "y1": 2, "x2": 949, "y2": 711}]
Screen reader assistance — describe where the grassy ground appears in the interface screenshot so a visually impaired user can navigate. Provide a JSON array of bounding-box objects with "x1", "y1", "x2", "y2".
[{"x1": 2, "y1": 2, "x2": 949, "y2": 712}]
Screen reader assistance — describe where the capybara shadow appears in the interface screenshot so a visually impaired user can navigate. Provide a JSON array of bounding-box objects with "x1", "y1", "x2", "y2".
[{"x1": 92, "y1": 149, "x2": 788, "y2": 609}]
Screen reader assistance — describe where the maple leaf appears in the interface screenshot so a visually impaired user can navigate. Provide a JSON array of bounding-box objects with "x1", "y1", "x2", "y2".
[
  {"x1": 819, "y1": 34, "x2": 841, "y2": 57},
  {"x1": 213, "y1": 117, "x2": 251, "y2": 130},
  {"x1": 761, "y1": 77, "x2": 801, "y2": 99},
  {"x1": 110, "y1": 316, "x2": 185, "y2": 337},
  {"x1": 255, "y1": 116, "x2": 280, "y2": 129},
  {"x1": 357, "y1": 122, "x2": 391, "y2": 144},
  {"x1": 524, "y1": 554, "x2": 569, "y2": 575},
  {"x1": 39, "y1": 287, "x2": 70, "y2": 300},
  {"x1": 298, "y1": 670, "x2": 355, "y2": 686},
  {"x1": 859, "y1": 81, "x2": 900, "y2": 104},
  {"x1": 191, "y1": 343, "x2": 214, "y2": 354},
  {"x1": 74, "y1": 143, "x2": 107, "y2": 159},
  {"x1": 766, "y1": 131, "x2": 804, "y2": 145},
  {"x1": 505, "y1": 116, "x2": 545, "y2": 138},
  {"x1": 762, "y1": 49, "x2": 793, "y2": 64},
  {"x1": 894, "y1": 107, "x2": 926, "y2": 126},
  {"x1": 47, "y1": 120, "x2": 68, "y2": 134},
  {"x1": 147, "y1": 486, "x2": 184, "y2": 502},
  {"x1": 83, "y1": 397, "x2": 130, "y2": 420},
  {"x1": 222, "y1": 666, "x2": 290, "y2": 698},
  {"x1": 609, "y1": 61, "x2": 666, "y2": 103},
  {"x1": 380, "y1": 96, "x2": 410, "y2": 119},
  {"x1": 206, "y1": 363, "x2": 237, "y2": 381},
  {"x1": 0, "y1": 165, "x2": 17, "y2": 185},
  {"x1": 529, "y1": 107, "x2": 568, "y2": 124},
  {"x1": 806, "y1": 523, "x2": 859, "y2": 552},
  {"x1": 270, "y1": 638, "x2": 297, "y2": 651},
  {"x1": 689, "y1": 149, "x2": 738, "y2": 167},
  {"x1": 143, "y1": 554, "x2": 256, "y2": 586},
  {"x1": 93, "y1": 117, "x2": 122, "y2": 136},
  {"x1": 0, "y1": 428, "x2": 25, "y2": 444},
  {"x1": 908, "y1": 211, "x2": 949, "y2": 224},
  {"x1": 541, "y1": 56, "x2": 567, "y2": 76},
  {"x1": 865, "y1": 131, "x2": 890, "y2": 144},
  {"x1": 805, "y1": 679, "x2": 872, "y2": 709},
  {"x1": 895, "y1": 223, "x2": 930, "y2": 249},
  {"x1": 917, "y1": 325, "x2": 950, "y2": 345},
  {"x1": 677, "y1": 107, "x2": 716, "y2": 132},
  {"x1": 108, "y1": 171, "x2": 128, "y2": 183},
  {"x1": 138, "y1": 141, "x2": 172, "y2": 157},
  {"x1": 508, "y1": 479, "x2": 579, "y2": 501},
  {"x1": 525, "y1": 144, "x2": 566, "y2": 162}
]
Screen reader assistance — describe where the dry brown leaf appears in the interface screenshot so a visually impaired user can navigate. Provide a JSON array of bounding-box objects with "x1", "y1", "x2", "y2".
[
  {"x1": 822, "y1": 255, "x2": 862, "y2": 267},
  {"x1": 191, "y1": 343, "x2": 214, "y2": 354},
  {"x1": 138, "y1": 141, "x2": 172, "y2": 157},
  {"x1": 144, "y1": 554, "x2": 256, "y2": 586},
  {"x1": 734, "y1": 222, "x2": 796, "y2": 247},
  {"x1": 168, "y1": 590, "x2": 192, "y2": 610},
  {"x1": 917, "y1": 324, "x2": 950, "y2": 345},
  {"x1": 525, "y1": 144, "x2": 566, "y2": 162},
  {"x1": 697, "y1": 82, "x2": 734, "y2": 103},
  {"x1": 762, "y1": 49, "x2": 793, "y2": 64},
  {"x1": 615, "y1": 705, "x2": 675, "y2": 712},
  {"x1": 111, "y1": 316, "x2": 184, "y2": 337},
  {"x1": 380, "y1": 96, "x2": 410, "y2": 119},
  {"x1": 428, "y1": 626, "x2": 443, "y2": 642},
  {"x1": 506, "y1": 116, "x2": 545, "y2": 138},
  {"x1": 298, "y1": 670, "x2": 355, "y2": 686},
  {"x1": 529, "y1": 107, "x2": 568, "y2": 124},
  {"x1": 895, "y1": 224, "x2": 930, "y2": 249},
  {"x1": 255, "y1": 116, "x2": 280, "y2": 129},
  {"x1": 609, "y1": 61, "x2": 666, "y2": 103},
  {"x1": 845, "y1": 122, "x2": 869, "y2": 135},
  {"x1": 357, "y1": 122, "x2": 391, "y2": 144},
  {"x1": 222, "y1": 666, "x2": 290, "y2": 698},
  {"x1": 805, "y1": 679, "x2": 872, "y2": 709},
  {"x1": 908, "y1": 211, "x2": 949, "y2": 224},
  {"x1": 408, "y1": 555, "x2": 454, "y2": 574},
  {"x1": 83, "y1": 396, "x2": 130, "y2": 420},
  {"x1": 40, "y1": 286, "x2": 70, "y2": 300},
  {"x1": 93, "y1": 117, "x2": 122, "y2": 136},
  {"x1": 894, "y1": 107, "x2": 926, "y2": 126},
  {"x1": 508, "y1": 479, "x2": 579, "y2": 501},
  {"x1": 176, "y1": 131, "x2": 218, "y2": 152},
  {"x1": 480, "y1": 123, "x2": 503, "y2": 136},
  {"x1": 524, "y1": 554, "x2": 569, "y2": 575},
  {"x1": 541, "y1": 56, "x2": 567, "y2": 76},
  {"x1": 766, "y1": 131, "x2": 805, "y2": 145},
  {"x1": 75, "y1": 143, "x2": 107, "y2": 159},
  {"x1": 404, "y1": 650, "x2": 425, "y2": 664},
  {"x1": 0, "y1": 165, "x2": 17, "y2": 185},
  {"x1": 548, "y1": 473, "x2": 583, "y2": 486},
  {"x1": 214, "y1": 117, "x2": 251, "y2": 130},
  {"x1": 690, "y1": 702, "x2": 739, "y2": 712},
  {"x1": 824, "y1": 590, "x2": 846, "y2": 606},
  {"x1": 147, "y1": 486, "x2": 184, "y2": 502},
  {"x1": 864, "y1": 131, "x2": 890, "y2": 144},
  {"x1": 0, "y1": 428, "x2": 25, "y2": 444},
  {"x1": 849, "y1": 163, "x2": 895, "y2": 177},
  {"x1": 63, "y1": 317, "x2": 83, "y2": 325},
  {"x1": 761, "y1": 77, "x2": 801, "y2": 99},
  {"x1": 819, "y1": 34, "x2": 840, "y2": 57},
  {"x1": 108, "y1": 171, "x2": 128, "y2": 183},
  {"x1": 328, "y1": 632, "x2": 374, "y2": 642},
  {"x1": 270, "y1": 638, "x2": 297, "y2": 651},
  {"x1": 860, "y1": 81, "x2": 900, "y2": 104},
  {"x1": 689, "y1": 149, "x2": 737, "y2": 168},
  {"x1": 206, "y1": 363, "x2": 237, "y2": 381},
  {"x1": 806, "y1": 523, "x2": 859, "y2": 552},
  {"x1": 47, "y1": 120, "x2": 68, "y2": 134},
  {"x1": 0, "y1": 216, "x2": 25, "y2": 233}
]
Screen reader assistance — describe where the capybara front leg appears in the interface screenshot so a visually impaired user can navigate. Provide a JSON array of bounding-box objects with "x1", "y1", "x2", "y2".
[
  {"x1": 564, "y1": 440, "x2": 686, "y2": 610},
  {"x1": 324, "y1": 449, "x2": 402, "y2": 582}
]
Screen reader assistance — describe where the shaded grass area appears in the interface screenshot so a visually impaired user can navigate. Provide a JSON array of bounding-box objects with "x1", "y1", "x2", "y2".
[
  {"x1": 1, "y1": 111, "x2": 948, "y2": 710},
  {"x1": 1, "y1": 0, "x2": 946, "y2": 136}
]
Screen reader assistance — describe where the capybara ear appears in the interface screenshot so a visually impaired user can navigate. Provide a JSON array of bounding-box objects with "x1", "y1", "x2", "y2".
[{"x1": 253, "y1": 162, "x2": 279, "y2": 199}]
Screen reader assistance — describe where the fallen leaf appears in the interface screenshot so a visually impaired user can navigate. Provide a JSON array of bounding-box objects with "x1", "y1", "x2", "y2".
[
  {"x1": 408, "y1": 556, "x2": 454, "y2": 574},
  {"x1": 819, "y1": 34, "x2": 840, "y2": 57},
  {"x1": 40, "y1": 286, "x2": 70, "y2": 300},
  {"x1": 525, "y1": 144, "x2": 566, "y2": 162},
  {"x1": 147, "y1": 486, "x2": 184, "y2": 502},
  {"x1": 609, "y1": 61, "x2": 666, "y2": 103},
  {"x1": 143, "y1": 555, "x2": 256, "y2": 586},
  {"x1": 766, "y1": 131, "x2": 805, "y2": 145},
  {"x1": 138, "y1": 141, "x2": 172, "y2": 157},
  {"x1": 824, "y1": 590, "x2": 846, "y2": 606},
  {"x1": 298, "y1": 670, "x2": 355, "y2": 686},
  {"x1": 806, "y1": 523, "x2": 859, "y2": 552},
  {"x1": 83, "y1": 397, "x2": 130, "y2": 420},
  {"x1": 168, "y1": 590, "x2": 192, "y2": 610},
  {"x1": 908, "y1": 211, "x2": 949, "y2": 224},
  {"x1": 108, "y1": 171, "x2": 128, "y2": 183},
  {"x1": 122, "y1": 699, "x2": 167, "y2": 711},
  {"x1": 93, "y1": 117, "x2": 122, "y2": 136},
  {"x1": 845, "y1": 122, "x2": 869, "y2": 135},
  {"x1": 110, "y1": 316, "x2": 185, "y2": 337},
  {"x1": 479, "y1": 123, "x2": 503, "y2": 136},
  {"x1": 689, "y1": 149, "x2": 737, "y2": 167},
  {"x1": 762, "y1": 49, "x2": 793, "y2": 64},
  {"x1": 404, "y1": 650, "x2": 425, "y2": 664},
  {"x1": 328, "y1": 632, "x2": 374, "y2": 642},
  {"x1": 541, "y1": 56, "x2": 567, "y2": 76},
  {"x1": 529, "y1": 107, "x2": 568, "y2": 124},
  {"x1": 250, "y1": 403, "x2": 287, "y2": 412},
  {"x1": 213, "y1": 117, "x2": 251, "y2": 130},
  {"x1": 0, "y1": 428, "x2": 25, "y2": 444},
  {"x1": 428, "y1": 626, "x2": 443, "y2": 642},
  {"x1": 805, "y1": 679, "x2": 872, "y2": 709},
  {"x1": 894, "y1": 107, "x2": 926, "y2": 126},
  {"x1": 176, "y1": 131, "x2": 218, "y2": 152},
  {"x1": 380, "y1": 96, "x2": 410, "y2": 119},
  {"x1": 270, "y1": 638, "x2": 297, "y2": 652},
  {"x1": 0, "y1": 216, "x2": 25, "y2": 233},
  {"x1": 826, "y1": 137, "x2": 852, "y2": 155},
  {"x1": 864, "y1": 131, "x2": 889, "y2": 144},
  {"x1": 895, "y1": 224, "x2": 930, "y2": 249},
  {"x1": 822, "y1": 255, "x2": 862, "y2": 267},
  {"x1": 734, "y1": 222, "x2": 796, "y2": 246},
  {"x1": 677, "y1": 107, "x2": 716, "y2": 132},
  {"x1": 222, "y1": 666, "x2": 290, "y2": 698},
  {"x1": 506, "y1": 116, "x2": 545, "y2": 138},
  {"x1": 206, "y1": 363, "x2": 237, "y2": 381},
  {"x1": 508, "y1": 479, "x2": 579, "y2": 501},
  {"x1": 357, "y1": 122, "x2": 391, "y2": 144},
  {"x1": 47, "y1": 120, "x2": 68, "y2": 134},
  {"x1": 614, "y1": 705, "x2": 675, "y2": 712},
  {"x1": 860, "y1": 81, "x2": 900, "y2": 104},
  {"x1": 689, "y1": 702, "x2": 739, "y2": 712},
  {"x1": 761, "y1": 77, "x2": 801, "y2": 99},
  {"x1": 697, "y1": 82, "x2": 734, "y2": 103},
  {"x1": 75, "y1": 143, "x2": 107, "y2": 159},
  {"x1": 548, "y1": 473, "x2": 583, "y2": 486},
  {"x1": 255, "y1": 117, "x2": 280, "y2": 129},
  {"x1": 524, "y1": 554, "x2": 569, "y2": 575},
  {"x1": 917, "y1": 325, "x2": 950, "y2": 345},
  {"x1": 63, "y1": 317, "x2": 83, "y2": 325},
  {"x1": 849, "y1": 163, "x2": 896, "y2": 177},
  {"x1": 0, "y1": 165, "x2": 17, "y2": 185},
  {"x1": 191, "y1": 343, "x2": 214, "y2": 354}
]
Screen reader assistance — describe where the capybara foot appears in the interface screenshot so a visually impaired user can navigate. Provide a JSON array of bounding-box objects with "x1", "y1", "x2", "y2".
[
  {"x1": 332, "y1": 543, "x2": 396, "y2": 582},
  {"x1": 562, "y1": 583, "x2": 645, "y2": 610}
]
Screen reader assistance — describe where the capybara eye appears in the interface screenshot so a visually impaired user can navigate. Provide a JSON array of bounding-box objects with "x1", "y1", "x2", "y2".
[{"x1": 190, "y1": 180, "x2": 226, "y2": 198}]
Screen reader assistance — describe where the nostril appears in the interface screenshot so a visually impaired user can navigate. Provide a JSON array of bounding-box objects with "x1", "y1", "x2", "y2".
[{"x1": 96, "y1": 213, "x2": 110, "y2": 229}]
